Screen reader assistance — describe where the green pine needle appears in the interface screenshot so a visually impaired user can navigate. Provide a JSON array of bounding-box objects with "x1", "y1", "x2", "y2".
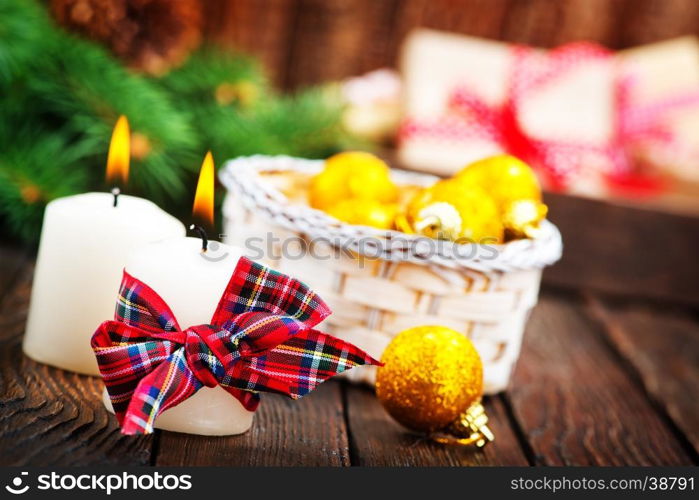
[
  {"x1": 0, "y1": 122, "x2": 93, "y2": 242},
  {"x1": 0, "y1": 0, "x2": 55, "y2": 86},
  {"x1": 0, "y1": 0, "x2": 369, "y2": 244},
  {"x1": 158, "y1": 47, "x2": 267, "y2": 108},
  {"x1": 30, "y1": 33, "x2": 200, "y2": 204}
]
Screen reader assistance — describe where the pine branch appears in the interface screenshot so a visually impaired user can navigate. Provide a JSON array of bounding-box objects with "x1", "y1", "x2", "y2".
[
  {"x1": 0, "y1": 0, "x2": 367, "y2": 244},
  {"x1": 0, "y1": 0, "x2": 55, "y2": 86},
  {"x1": 0, "y1": 121, "x2": 93, "y2": 242},
  {"x1": 158, "y1": 47, "x2": 267, "y2": 108},
  {"x1": 159, "y1": 48, "x2": 366, "y2": 161},
  {"x1": 209, "y1": 86, "x2": 368, "y2": 160},
  {"x1": 29, "y1": 33, "x2": 200, "y2": 204}
]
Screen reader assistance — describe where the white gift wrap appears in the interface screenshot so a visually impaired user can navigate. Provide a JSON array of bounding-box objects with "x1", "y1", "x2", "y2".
[{"x1": 398, "y1": 29, "x2": 616, "y2": 192}]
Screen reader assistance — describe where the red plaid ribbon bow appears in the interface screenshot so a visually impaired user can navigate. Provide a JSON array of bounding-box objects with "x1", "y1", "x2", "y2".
[{"x1": 92, "y1": 257, "x2": 379, "y2": 435}]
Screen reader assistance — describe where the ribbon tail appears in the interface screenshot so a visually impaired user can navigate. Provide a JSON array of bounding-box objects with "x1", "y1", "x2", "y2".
[
  {"x1": 212, "y1": 257, "x2": 331, "y2": 329},
  {"x1": 222, "y1": 328, "x2": 381, "y2": 401},
  {"x1": 121, "y1": 347, "x2": 203, "y2": 435}
]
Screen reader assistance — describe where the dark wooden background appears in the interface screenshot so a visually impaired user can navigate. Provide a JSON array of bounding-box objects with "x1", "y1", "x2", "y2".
[{"x1": 201, "y1": 0, "x2": 699, "y2": 89}]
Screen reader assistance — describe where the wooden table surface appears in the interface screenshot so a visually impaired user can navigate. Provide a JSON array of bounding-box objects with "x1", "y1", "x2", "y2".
[{"x1": 1, "y1": 245, "x2": 698, "y2": 467}]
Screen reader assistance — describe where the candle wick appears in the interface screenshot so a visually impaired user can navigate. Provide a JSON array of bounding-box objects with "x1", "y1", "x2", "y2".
[
  {"x1": 111, "y1": 187, "x2": 120, "y2": 207},
  {"x1": 189, "y1": 224, "x2": 209, "y2": 252}
]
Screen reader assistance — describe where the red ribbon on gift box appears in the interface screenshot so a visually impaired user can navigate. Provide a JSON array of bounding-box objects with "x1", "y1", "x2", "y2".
[{"x1": 400, "y1": 41, "x2": 699, "y2": 194}]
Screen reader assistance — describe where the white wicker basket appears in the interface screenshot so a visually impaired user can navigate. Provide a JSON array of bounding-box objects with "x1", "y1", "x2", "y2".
[{"x1": 220, "y1": 155, "x2": 562, "y2": 394}]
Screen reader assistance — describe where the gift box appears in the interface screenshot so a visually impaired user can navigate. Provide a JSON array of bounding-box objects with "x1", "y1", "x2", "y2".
[
  {"x1": 220, "y1": 155, "x2": 562, "y2": 394},
  {"x1": 398, "y1": 29, "x2": 699, "y2": 194},
  {"x1": 619, "y1": 36, "x2": 699, "y2": 185}
]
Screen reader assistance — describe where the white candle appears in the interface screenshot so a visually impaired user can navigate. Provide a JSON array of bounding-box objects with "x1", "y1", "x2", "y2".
[
  {"x1": 103, "y1": 236, "x2": 255, "y2": 436},
  {"x1": 23, "y1": 193, "x2": 185, "y2": 375}
]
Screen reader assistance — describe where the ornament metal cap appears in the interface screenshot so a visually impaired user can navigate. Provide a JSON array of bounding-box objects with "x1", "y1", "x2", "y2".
[
  {"x1": 433, "y1": 401, "x2": 494, "y2": 448},
  {"x1": 414, "y1": 202, "x2": 462, "y2": 240}
]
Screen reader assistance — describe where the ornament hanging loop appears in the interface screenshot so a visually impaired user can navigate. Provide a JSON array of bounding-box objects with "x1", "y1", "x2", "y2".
[
  {"x1": 432, "y1": 401, "x2": 494, "y2": 448},
  {"x1": 189, "y1": 224, "x2": 209, "y2": 252}
]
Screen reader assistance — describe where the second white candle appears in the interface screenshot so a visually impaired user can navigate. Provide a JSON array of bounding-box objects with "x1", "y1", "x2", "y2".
[{"x1": 103, "y1": 236, "x2": 254, "y2": 436}]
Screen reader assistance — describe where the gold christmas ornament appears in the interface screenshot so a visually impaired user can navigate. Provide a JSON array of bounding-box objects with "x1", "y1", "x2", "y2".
[
  {"x1": 456, "y1": 154, "x2": 542, "y2": 210},
  {"x1": 376, "y1": 326, "x2": 494, "y2": 447},
  {"x1": 405, "y1": 179, "x2": 503, "y2": 243},
  {"x1": 326, "y1": 199, "x2": 397, "y2": 230},
  {"x1": 503, "y1": 199, "x2": 549, "y2": 240},
  {"x1": 309, "y1": 152, "x2": 398, "y2": 211}
]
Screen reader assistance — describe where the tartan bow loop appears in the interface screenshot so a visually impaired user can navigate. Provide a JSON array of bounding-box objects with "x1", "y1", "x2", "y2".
[{"x1": 92, "y1": 257, "x2": 379, "y2": 435}]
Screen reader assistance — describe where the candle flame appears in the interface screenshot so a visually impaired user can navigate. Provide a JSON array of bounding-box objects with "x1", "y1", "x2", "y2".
[
  {"x1": 192, "y1": 151, "x2": 215, "y2": 226},
  {"x1": 106, "y1": 115, "x2": 130, "y2": 185}
]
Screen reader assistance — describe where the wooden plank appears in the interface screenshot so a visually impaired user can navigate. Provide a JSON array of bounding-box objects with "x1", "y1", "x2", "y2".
[
  {"x1": 0, "y1": 260, "x2": 32, "y2": 345},
  {"x1": 285, "y1": 0, "x2": 401, "y2": 88},
  {"x1": 0, "y1": 263, "x2": 153, "y2": 466},
  {"x1": 617, "y1": 0, "x2": 699, "y2": 48},
  {"x1": 0, "y1": 246, "x2": 28, "y2": 300},
  {"x1": 542, "y1": 191, "x2": 699, "y2": 306},
  {"x1": 390, "y1": 0, "x2": 510, "y2": 65},
  {"x1": 586, "y1": 294, "x2": 699, "y2": 458},
  {"x1": 202, "y1": 0, "x2": 298, "y2": 88},
  {"x1": 500, "y1": 0, "x2": 626, "y2": 48},
  {"x1": 156, "y1": 381, "x2": 350, "y2": 466},
  {"x1": 344, "y1": 384, "x2": 529, "y2": 466},
  {"x1": 201, "y1": 0, "x2": 699, "y2": 89},
  {"x1": 418, "y1": 0, "x2": 510, "y2": 38},
  {"x1": 508, "y1": 291, "x2": 693, "y2": 465},
  {"x1": 499, "y1": 0, "x2": 567, "y2": 47}
]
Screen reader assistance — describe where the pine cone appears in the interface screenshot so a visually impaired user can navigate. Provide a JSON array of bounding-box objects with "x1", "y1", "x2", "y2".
[{"x1": 50, "y1": 0, "x2": 203, "y2": 74}]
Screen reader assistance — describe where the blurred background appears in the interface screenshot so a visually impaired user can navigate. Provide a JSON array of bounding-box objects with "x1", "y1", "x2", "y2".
[
  {"x1": 2, "y1": 0, "x2": 699, "y2": 304},
  {"x1": 202, "y1": 0, "x2": 699, "y2": 88}
]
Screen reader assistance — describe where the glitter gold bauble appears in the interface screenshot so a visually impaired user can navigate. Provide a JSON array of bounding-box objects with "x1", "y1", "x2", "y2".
[
  {"x1": 309, "y1": 151, "x2": 398, "y2": 210},
  {"x1": 376, "y1": 326, "x2": 484, "y2": 432},
  {"x1": 326, "y1": 199, "x2": 397, "y2": 230},
  {"x1": 503, "y1": 199, "x2": 549, "y2": 240},
  {"x1": 455, "y1": 154, "x2": 541, "y2": 210},
  {"x1": 405, "y1": 179, "x2": 503, "y2": 243}
]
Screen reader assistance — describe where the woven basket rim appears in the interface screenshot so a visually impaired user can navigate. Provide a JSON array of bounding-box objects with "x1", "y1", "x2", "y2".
[{"x1": 220, "y1": 155, "x2": 562, "y2": 273}]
